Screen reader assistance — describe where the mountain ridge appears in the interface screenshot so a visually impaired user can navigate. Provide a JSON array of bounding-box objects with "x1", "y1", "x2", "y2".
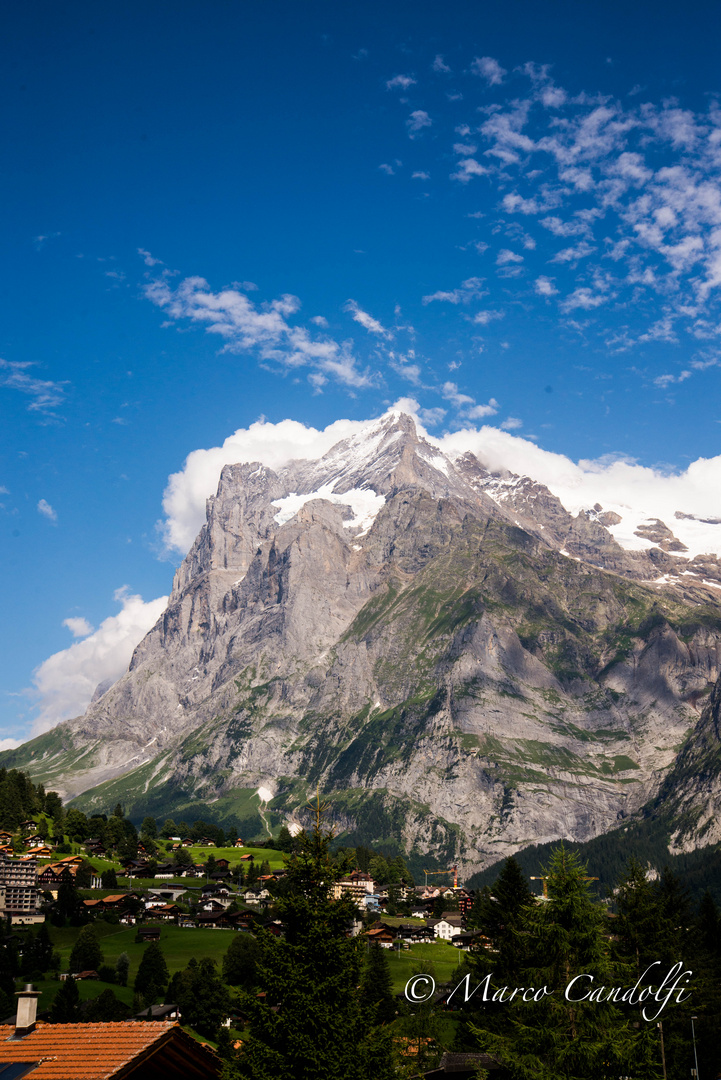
[{"x1": 5, "y1": 410, "x2": 721, "y2": 873}]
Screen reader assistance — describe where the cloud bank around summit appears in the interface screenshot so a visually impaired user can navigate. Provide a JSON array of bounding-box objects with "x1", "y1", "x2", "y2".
[
  {"x1": 160, "y1": 400, "x2": 721, "y2": 561},
  {"x1": 27, "y1": 402, "x2": 721, "y2": 740}
]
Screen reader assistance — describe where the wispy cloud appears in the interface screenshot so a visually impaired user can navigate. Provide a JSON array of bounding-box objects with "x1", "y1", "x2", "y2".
[
  {"x1": 407, "y1": 110, "x2": 432, "y2": 137},
  {"x1": 471, "y1": 56, "x2": 507, "y2": 86},
  {"x1": 63, "y1": 616, "x2": 94, "y2": 638},
  {"x1": 0, "y1": 360, "x2": 67, "y2": 417},
  {"x1": 422, "y1": 277, "x2": 486, "y2": 305},
  {"x1": 144, "y1": 274, "x2": 373, "y2": 389},
  {"x1": 386, "y1": 74, "x2": 416, "y2": 90},
  {"x1": 37, "y1": 499, "x2": 57, "y2": 522},
  {"x1": 344, "y1": 299, "x2": 392, "y2": 338},
  {"x1": 138, "y1": 248, "x2": 163, "y2": 267}
]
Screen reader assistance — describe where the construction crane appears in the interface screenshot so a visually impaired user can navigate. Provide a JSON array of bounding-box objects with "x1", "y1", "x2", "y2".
[
  {"x1": 531, "y1": 874, "x2": 599, "y2": 899},
  {"x1": 423, "y1": 865, "x2": 459, "y2": 888}
]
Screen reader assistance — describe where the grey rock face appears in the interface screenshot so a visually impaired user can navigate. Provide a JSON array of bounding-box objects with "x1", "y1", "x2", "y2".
[{"x1": 10, "y1": 412, "x2": 721, "y2": 873}]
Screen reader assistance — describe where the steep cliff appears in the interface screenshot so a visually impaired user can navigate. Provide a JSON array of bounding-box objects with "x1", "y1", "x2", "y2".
[{"x1": 5, "y1": 411, "x2": 721, "y2": 872}]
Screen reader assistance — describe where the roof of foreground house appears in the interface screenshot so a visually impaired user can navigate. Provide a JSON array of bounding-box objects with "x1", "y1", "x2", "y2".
[{"x1": 0, "y1": 1021, "x2": 220, "y2": 1079}]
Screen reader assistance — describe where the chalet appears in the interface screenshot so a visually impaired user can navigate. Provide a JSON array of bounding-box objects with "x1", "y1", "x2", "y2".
[
  {"x1": 196, "y1": 911, "x2": 235, "y2": 929},
  {"x1": 429, "y1": 916, "x2": 463, "y2": 941},
  {"x1": 234, "y1": 838, "x2": 245, "y2": 848},
  {"x1": 200, "y1": 898, "x2": 231, "y2": 913},
  {"x1": 452, "y1": 930, "x2": 490, "y2": 951},
  {"x1": 0, "y1": 993, "x2": 220, "y2": 1078},
  {"x1": 146, "y1": 904, "x2": 180, "y2": 922},
  {"x1": 132, "y1": 1003, "x2": 181, "y2": 1021},
  {"x1": 180, "y1": 838, "x2": 194, "y2": 848},
  {"x1": 215, "y1": 858, "x2": 230, "y2": 870},
  {"x1": 198, "y1": 838, "x2": 216, "y2": 847},
  {"x1": 136, "y1": 927, "x2": 162, "y2": 942},
  {"x1": 19, "y1": 821, "x2": 36, "y2": 832},
  {"x1": 398, "y1": 924, "x2": 435, "y2": 943},
  {"x1": 200, "y1": 884, "x2": 233, "y2": 898},
  {"x1": 239, "y1": 853, "x2": 255, "y2": 862},
  {"x1": 364, "y1": 926, "x2": 396, "y2": 948},
  {"x1": 26, "y1": 845, "x2": 54, "y2": 859}
]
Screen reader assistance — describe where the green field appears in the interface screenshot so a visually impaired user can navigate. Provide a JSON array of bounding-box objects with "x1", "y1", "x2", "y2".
[
  {"x1": 34, "y1": 925, "x2": 460, "y2": 1014},
  {"x1": 371, "y1": 940, "x2": 463, "y2": 995}
]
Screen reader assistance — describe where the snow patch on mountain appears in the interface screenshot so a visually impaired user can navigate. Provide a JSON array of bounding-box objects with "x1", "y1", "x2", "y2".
[{"x1": 272, "y1": 485, "x2": 386, "y2": 534}]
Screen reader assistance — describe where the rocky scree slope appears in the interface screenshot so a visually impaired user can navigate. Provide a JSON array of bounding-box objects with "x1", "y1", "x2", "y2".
[{"x1": 5, "y1": 412, "x2": 721, "y2": 872}]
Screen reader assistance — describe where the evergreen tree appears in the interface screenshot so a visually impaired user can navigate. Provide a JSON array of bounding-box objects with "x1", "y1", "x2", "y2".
[
  {"x1": 471, "y1": 847, "x2": 653, "y2": 1079},
  {"x1": 222, "y1": 933, "x2": 259, "y2": 988},
  {"x1": 69, "y1": 925, "x2": 104, "y2": 973},
  {"x1": 160, "y1": 818, "x2": 177, "y2": 838},
  {"x1": 276, "y1": 825, "x2": 294, "y2": 853},
  {"x1": 52, "y1": 882, "x2": 81, "y2": 926},
  {"x1": 169, "y1": 957, "x2": 230, "y2": 1038},
  {"x1": 222, "y1": 798, "x2": 394, "y2": 1080},
  {"x1": 141, "y1": 816, "x2": 158, "y2": 839},
  {"x1": 115, "y1": 951, "x2": 130, "y2": 987},
  {"x1": 48, "y1": 976, "x2": 81, "y2": 1023},
  {"x1": 101, "y1": 867, "x2": 118, "y2": 888},
  {"x1": 467, "y1": 856, "x2": 535, "y2": 984},
  {"x1": 84, "y1": 988, "x2": 130, "y2": 1021},
  {"x1": 134, "y1": 942, "x2": 169, "y2": 1004},
  {"x1": 360, "y1": 943, "x2": 396, "y2": 1023}
]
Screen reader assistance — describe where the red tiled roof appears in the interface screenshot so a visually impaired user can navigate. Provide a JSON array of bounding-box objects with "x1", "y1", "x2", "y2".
[{"x1": 0, "y1": 1021, "x2": 218, "y2": 1079}]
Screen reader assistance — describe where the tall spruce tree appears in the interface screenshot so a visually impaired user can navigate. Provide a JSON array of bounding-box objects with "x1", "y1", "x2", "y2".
[
  {"x1": 48, "y1": 976, "x2": 81, "y2": 1023},
  {"x1": 69, "y1": 925, "x2": 103, "y2": 973},
  {"x1": 222, "y1": 795, "x2": 394, "y2": 1080},
  {"x1": 134, "y1": 942, "x2": 169, "y2": 1004},
  {"x1": 471, "y1": 847, "x2": 656, "y2": 1079},
  {"x1": 360, "y1": 943, "x2": 396, "y2": 1023}
]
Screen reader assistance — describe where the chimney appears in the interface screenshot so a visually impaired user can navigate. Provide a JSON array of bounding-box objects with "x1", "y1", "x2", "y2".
[{"x1": 15, "y1": 984, "x2": 40, "y2": 1036}]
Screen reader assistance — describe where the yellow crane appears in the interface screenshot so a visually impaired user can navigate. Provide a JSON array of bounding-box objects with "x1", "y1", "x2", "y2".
[
  {"x1": 531, "y1": 874, "x2": 599, "y2": 899},
  {"x1": 423, "y1": 865, "x2": 459, "y2": 888}
]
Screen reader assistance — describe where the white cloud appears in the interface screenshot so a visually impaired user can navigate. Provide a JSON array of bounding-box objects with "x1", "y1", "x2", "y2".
[
  {"x1": 160, "y1": 415, "x2": 392, "y2": 552},
  {"x1": 471, "y1": 56, "x2": 507, "y2": 86},
  {"x1": 500, "y1": 417, "x2": 523, "y2": 430},
  {"x1": 0, "y1": 739, "x2": 20, "y2": 752},
  {"x1": 144, "y1": 274, "x2": 372, "y2": 389},
  {"x1": 379, "y1": 163, "x2": 396, "y2": 175},
  {"x1": 30, "y1": 587, "x2": 168, "y2": 735},
  {"x1": 412, "y1": 171, "x2": 430, "y2": 180},
  {"x1": 496, "y1": 249, "x2": 524, "y2": 265},
  {"x1": 386, "y1": 74, "x2": 416, "y2": 90},
  {"x1": 138, "y1": 248, "x2": 163, "y2": 267},
  {"x1": 560, "y1": 287, "x2": 610, "y2": 312},
  {"x1": 63, "y1": 617, "x2": 94, "y2": 638},
  {"x1": 451, "y1": 158, "x2": 489, "y2": 183},
  {"x1": 344, "y1": 300, "x2": 392, "y2": 337},
  {"x1": 418, "y1": 406, "x2": 447, "y2": 425},
  {"x1": 432, "y1": 55, "x2": 451, "y2": 74},
  {"x1": 550, "y1": 241, "x2": 596, "y2": 264},
  {"x1": 310, "y1": 315, "x2": 328, "y2": 327},
  {"x1": 437, "y1": 421, "x2": 721, "y2": 560},
  {"x1": 534, "y1": 276, "x2": 558, "y2": 296},
  {"x1": 472, "y1": 309, "x2": 505, "y2": 325},
  {"x1": 37, "y1": 499, "x2": 57, "y2": 522},
  {"x1": 441, "y1": 383, "x2": 499, "y2": 419},
  {"x1": 422, "y1": 277, "x2": 486, "y2": 305},
  {"x1": 0, "y1": 360, "x2": 66, "y2": 416},
  {"x1": 159, "y1": 402, "x2": 721, "y2": 582},
  {"x1": 407, "y1": 110, "x2": 432, "y2": 136}
]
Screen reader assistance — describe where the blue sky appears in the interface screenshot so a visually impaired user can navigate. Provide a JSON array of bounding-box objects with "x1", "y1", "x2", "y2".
[{"x1": 3, "y1": 0, "x2": 721, "y2": 743}]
